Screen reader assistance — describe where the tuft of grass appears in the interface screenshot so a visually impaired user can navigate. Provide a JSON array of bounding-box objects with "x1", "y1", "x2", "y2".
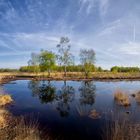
[
  {"x1": 0, "y1": 94, "x2": 47, "y2": 140},
  {"x1": 114, "y1": 90, "x2": 130, "y2": 106},
  {"x1": 0, "y1": 116, "x2": 43, "y2": 140},
  {"x1": 0, "y1": 111, "x2": 7, "y2": 128},
  {"x1": 104, "y1": 119, "x2": 140, "y2": 140},
  {"x1": 0, "y1": 94, "x2": 13, "y2": 106},
  {"x1": 103, "y1": 110, "x2": 140, "y2": 140},
  {"x1": 89, "y1": 109, "x2": 101, "y2": 119},
  {"x1": 13, "y1": 117, "x2": 41, "y2": 140},
  {"x1": 0, "y1": 93, "x2": 52, "y2": 140},
  {"x1": 104, "y1": 120, "x2": 126, "y2": 140},
  {"x1": 0, "y1": 94, "x2": 13, "y2": 129},
  {"x1": 0, "y1": 109, "x2": 11, "y2": 129}
]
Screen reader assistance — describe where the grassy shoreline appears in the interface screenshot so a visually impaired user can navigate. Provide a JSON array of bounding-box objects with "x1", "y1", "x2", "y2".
[{"x1": 1, "y1": 72, "x2": 140, "y2": 82}]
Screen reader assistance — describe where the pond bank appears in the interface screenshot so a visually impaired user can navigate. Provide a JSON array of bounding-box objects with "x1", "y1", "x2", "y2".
[
  {"x1": 1, "y1": 72, "x2": 140, "y2": 83},
  {"x1": 0, "y1": 75, "x2": 16, "y2": 84}
]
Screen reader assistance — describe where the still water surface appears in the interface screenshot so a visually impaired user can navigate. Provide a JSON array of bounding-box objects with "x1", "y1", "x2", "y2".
[{"x1": 3, "y1": 80, "x2": 140, "y2": 140}]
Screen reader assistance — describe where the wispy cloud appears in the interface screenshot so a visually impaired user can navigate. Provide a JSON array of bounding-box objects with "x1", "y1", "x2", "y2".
[
  {"x1": 99, "y1": 0, "x2": 110, "y2": 17},
  {"x1": 98, "y1": 19, "x2": 121, "y2": 36},
  {"x1": 79, "y1": 0, "x2": 96, "y2": 15},
  {"x1": 117, "y1": 42, "x2": 140, "y2": 55},
  {"x1": 0, "y1": 0, "x2": 140, "y2": 68}
]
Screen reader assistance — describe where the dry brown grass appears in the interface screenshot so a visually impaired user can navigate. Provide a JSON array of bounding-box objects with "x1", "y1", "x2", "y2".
[
  {"x1": 0, "y1": 108, "x2": 44, "y2": 140},
  {"x1": 0, "y1": 94, "x2": 13, "y2": 129},
  {"x1": 114, "y1": 90, "x2": 130, "y2": 106},
  {"x1": 0, "y1": 116, "x2": 43, "y2": 140},
  {"x1": 2, "y1": 71, "x2": 140, "y2": 80},
  {"x1": 13, "y1": 117, "x2": 41, "y2": 140},
  {"x1": 0, "y1": 94, "x2": 44, "y2": 140},
  {"x1": 103, "y1": 110, "x2": 140, "y2": 140},
  {"x1": 0, "y1": 94, "x2": 13, "y2": 106},
  {"x1": 0, "y1": 109, "x2": 11, "y2": 128},
  {"x1": 104, "y1": 119, "x2": 140, "y2": 140}
]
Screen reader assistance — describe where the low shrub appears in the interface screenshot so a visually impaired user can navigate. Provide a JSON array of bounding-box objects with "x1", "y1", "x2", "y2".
[{"x1": 114, "y1": 90, "x2": 130, "y2": 106}]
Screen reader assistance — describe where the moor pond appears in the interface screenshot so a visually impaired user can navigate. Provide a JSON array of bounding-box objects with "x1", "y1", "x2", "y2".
[{"x1": 2, "y1": 80, "x2": 140, "y2": 140}]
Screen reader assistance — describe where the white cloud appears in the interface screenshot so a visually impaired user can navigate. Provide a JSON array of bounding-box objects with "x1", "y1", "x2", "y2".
[{"x1": 117, "y1": 42, "x2": 140, "y2": 55}]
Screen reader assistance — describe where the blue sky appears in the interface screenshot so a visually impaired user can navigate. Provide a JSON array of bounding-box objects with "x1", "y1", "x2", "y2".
[{"x1": 0, "y1": 0, "x2": 140, "y2": 69}]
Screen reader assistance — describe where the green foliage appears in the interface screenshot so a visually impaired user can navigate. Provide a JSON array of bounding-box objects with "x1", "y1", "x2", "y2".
[
  {"x1": 110, "y1": 66, "x2": 140, "y2": 73},
  {"x1": 53, "y1": 65, "x2": 83, "y2": 72},
  {"x1": 79, "y1": 49, "x2": 96, "y2": 78},
  {"x1": 56, "y1": 37, "x2": 74, "y2": 76},
  {"x1": 0, "y1": 68, "x2": 18, "y2": 72},
  {"x1": 28, "y1": 53, "x2": 40, "y2": 74},
  {"x1": 19, "y1": 65, "x2": 140, "y2": 73},
  {"x1": 39, "y1": 50, "x2": 56, "y2": 76},
  {"x1": 19, "y1": 65, "x2": 98, "y2": 73},
  {"x1": 97, "y1": 67, "x2": 103, "y2": 72},
  {"x1": 19, "y1": 66, "x2": 40, "y2": 73}
]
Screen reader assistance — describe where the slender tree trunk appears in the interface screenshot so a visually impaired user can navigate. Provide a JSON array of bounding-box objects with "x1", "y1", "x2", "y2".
[
  {"x1": 48, "y1": 69, "x2": 50, "y2": 77},
  {"x1": 85, "y1": 72, "x2": 88, "y2": 79},
  {"x1": 64, "y1": 65, "x2": 67, "y2": 77},
  {"x1": 84, "y1": 68, "x2": 88, "y2": 79},
  {"x1": 43, "y1": 71, "x2": 45, "y2": 79}
]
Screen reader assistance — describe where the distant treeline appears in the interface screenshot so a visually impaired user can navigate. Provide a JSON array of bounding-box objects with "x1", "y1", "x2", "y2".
[
  {"x1": 1, "y1": 66, "x2": 140, "y2": 73},
  {"x1": 19, "y1": 65, "x2": 104, "y2": 73},
  {"x1": 0, "y1": 68, "x2": 18, "y2": 72},
  {"x1": 19, "y1": 66, "x2": 140, "y2": 73},
  {"x1": 110, "y1": 66, "x2": 140, "y2": 73}
]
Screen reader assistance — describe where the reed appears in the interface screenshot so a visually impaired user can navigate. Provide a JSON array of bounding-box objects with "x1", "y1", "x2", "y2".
[
  {"x1": 104, "y1": 119, "x2": 140, "y2": 140},
  {"x1": 0, "y1": 116, "x2": 42, "y2": 140}
]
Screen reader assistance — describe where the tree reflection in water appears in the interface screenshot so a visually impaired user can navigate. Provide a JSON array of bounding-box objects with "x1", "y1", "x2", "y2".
[
  {"x1": 79, "y1": 81, "x2": 96, "y2": 105},
  {"x1": 28, "y1": 80, "x2": 75, "y2": 117},
  {"x1": 28, "y1": 80, "x2": 56, "y2": 104},
  {"x1": 56, "y1": 81, "x2": 75, "y2": 117},
  {"x1": 28, "y1": 80, "x2": 40, "y2": 97},
  {"x1": 76, "y1": 81, "x2": 96, "y2": 117},
  {"x1": 38, "y1": 81, "x2": 56, "y2": 104}
]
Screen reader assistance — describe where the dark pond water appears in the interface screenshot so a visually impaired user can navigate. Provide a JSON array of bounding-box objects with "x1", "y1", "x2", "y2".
[{"x1": 2, "y1": 80, "x2": 140, "y2": 140}]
